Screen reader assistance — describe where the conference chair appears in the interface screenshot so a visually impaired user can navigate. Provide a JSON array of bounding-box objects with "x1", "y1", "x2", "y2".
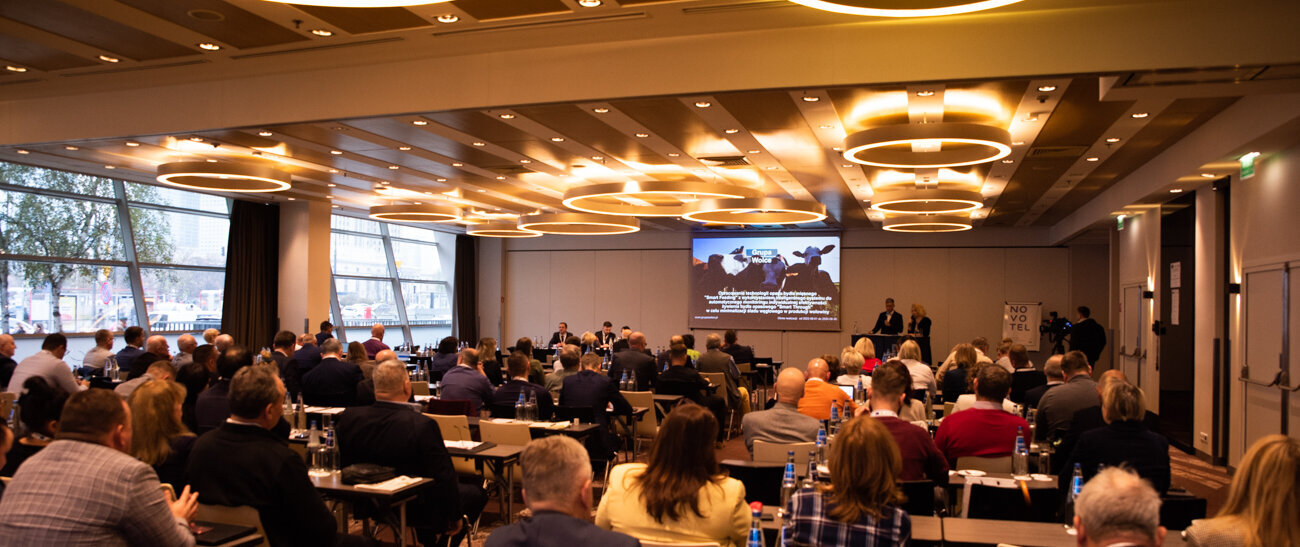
[
  {"x1": 698, "y1": 372, "x2": 737, "y2": 438},
  {"x1": 620, "y1": 390, "x2": 659, "y2": 457},
  {"x1": 898, "y1": 480, "x2": 948, "y2": 517},
  {"x1": 639, "y1": 541, "x2": 720, "y2": 547},
  {"x1": 962, "y1": 482, "x2": 1058, "y2": 522},
  {"x1": 410, "y1": 380, "x2": 430, "y2": 396},
  {"x1": 486, "y1": 402, "x2": 517, "y2": 419},
  {"x1": 955, "y1": 455, "x2": 1013, "y2": 474},
  {"x1": 425, "y1": 413, "x2": 479, "y2": 477},
  {"x1": 425, "y1": 398, "x2": 475, "y2": 418},
  {"x1": 1160, "y1": 492, "x2": 1207, "y2": 530},
  {"x1": 196, "y1": 503, "x2": 269, "y2": 547},
  {"x1": 720, "y1": 460, "x2": 783, "y2": 507},
  {"x1": 479, "y1": 421, "x2": 531, "y2": 489},
  {"x1": 752, "y1": 440, "x2": 815, "y2": 475}
]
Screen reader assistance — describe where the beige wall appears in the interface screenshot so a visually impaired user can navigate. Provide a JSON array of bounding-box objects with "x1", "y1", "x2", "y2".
[{"x1": 278, "y1": 200, "x2": 332, "y2": 335}]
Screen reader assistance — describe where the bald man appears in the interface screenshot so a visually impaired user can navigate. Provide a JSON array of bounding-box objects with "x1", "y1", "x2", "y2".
[
  {"x1": 173, "y1": 334, "x2": 197, "y2": 370},
  {"x1": 797, "y1": 358, "x2": 856, "y2": 420},
  {"x1": 608, "y1": 332, "x2": 656, "y2": 391},
  {"x1": 0, "y1": 334, "x2": 17, "y2": 390},
  {"x1": 363, "y1": 323, "x2": 390, "y2": 359},
  {"x1": 213, "y1": 334, "x2": 234, "y2": 355},
  {"x1": 741, "y1": 367, "x2": 821, "y2": 454},
  {"x1": 128, "y1": 335, "x2": 171, "y2": 380}
]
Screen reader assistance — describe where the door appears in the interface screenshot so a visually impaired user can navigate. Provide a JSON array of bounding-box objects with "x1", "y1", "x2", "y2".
[
  {"x1": 1241, "y1": 269, "x2": 1284, "y2": 455},
  {"x1": 1159, "y1": 194, "x2": 1195, "y2": 447},
  {"x1": 1120, "y1": 285, "x2": 1144, "y2": 384}
]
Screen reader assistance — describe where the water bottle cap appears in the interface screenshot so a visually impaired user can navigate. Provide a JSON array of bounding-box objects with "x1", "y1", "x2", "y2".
[{"x1": 749, "y1": 501, "x2": 763, "y2": 512}]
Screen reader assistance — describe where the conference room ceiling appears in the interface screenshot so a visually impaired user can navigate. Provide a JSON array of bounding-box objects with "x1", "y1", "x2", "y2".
[{"x1": 0, "y1": 0, "x2": 1296, "y2": 233}]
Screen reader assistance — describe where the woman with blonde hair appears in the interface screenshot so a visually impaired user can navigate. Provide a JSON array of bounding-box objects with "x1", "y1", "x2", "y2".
[
  {"x1": 898, "y1": 339, "x2": 935, "y2": 403},
  {"x1": 346, "y1": 341, "x2": 368, "y2": 366},
  {"x1": 785, "y1": 415, "x2": 910, "y2": 543},
  {"x1": 854, "y1": 336, "x2": 882, "y2": 374},
  {"x1": 129, "y1": 379, "x2": 195, "y2": 489},
  {"x1": 596, "y1": 403, "x2": 748, "y2": 546},
  {"x1": 1185, "y1": 434, "x2": 1300, "y2": 547},
  {"x1": 908, "y1": 303, "x2": 931, "y2": 337},
  {"x1": 477, "y1": 337, "x2": 504, "y2": 385},
  {"x1": 942, "y1": 343, "x2": 977, "y2": 403}
]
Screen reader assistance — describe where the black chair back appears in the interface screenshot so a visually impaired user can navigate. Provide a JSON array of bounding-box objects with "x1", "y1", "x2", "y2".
[
  {"x1": 721, "y1": 461, "x2": 783, "y2": 508},
  {"x1": 1160, "y1": 494, "x2": 1207, "y2": 530},
  {"x1": 425, "y1": 398, "x2": 475, "y2": 417},
  {"x1": 898, "y1": 480, "x2": 937, "y2": 516},
  {"x1": 656, "y1": 380, "x2": 703, "y2": 403},
  {"x1": 553, "y1": 405, "x2": 596, "y2": 424},
  {"x1": 965, "y1": 484, "x2": 1058, "y2": 522},
  {"x1": 486, "y1": 402, "x2": 516, "y2": 419}
]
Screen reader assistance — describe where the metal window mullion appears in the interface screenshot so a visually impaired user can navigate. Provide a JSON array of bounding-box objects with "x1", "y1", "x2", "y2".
[
  {"x1": 0, "y1": 182, "x2": 118, "y2": 205},
  {"x1": 135, "y1": 263, "x2": 224, "y2": 273},
  {"x1": 329, "y1": 272, "x2": 347, "y2": 346},
  {"x1": 112, "y1": 179, "x2": 150, "y2": 335},
  {"x1": 379, "y1": 223, "x2": 412, "y2": 346},
  {"x1": 125, "y1": 200, "x2": 229, "y2": 219},
  {"x1": 0, "y1": 254, "x2": 130, "y2": 268}
]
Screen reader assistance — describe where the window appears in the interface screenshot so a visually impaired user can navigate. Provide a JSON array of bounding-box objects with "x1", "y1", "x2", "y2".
[
  {"x1": 139, "y1": 268, "x2": 224, "y2": 332},
  {"x1": 329, "y1": 215, "x2": 455, "y2": 348}
]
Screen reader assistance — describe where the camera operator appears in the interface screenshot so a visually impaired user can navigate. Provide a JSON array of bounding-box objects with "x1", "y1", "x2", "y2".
[{"x1": 1068, "y1": 306, "x2": 1106, "y2": 366}]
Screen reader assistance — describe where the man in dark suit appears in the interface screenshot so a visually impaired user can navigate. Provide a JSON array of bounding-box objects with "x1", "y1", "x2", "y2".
[
  {"x1": 270, "y1": 330, "x2": 301, "y2": 400},
  {"x1": 125, "y1": 335, "x2": 170, "y2": 380},
  {"x1": 1069, "y1": 306, "x2": 1107, "y2": 365},
  {"x1": 485, "y1": 436, "x2": 640, "y2": 547},
  {"x1": 194, "y1": 345, "x2": 255, "y2": 434},
  {"x1": 1024, "y1": 354, "x2": 1065, "y2": 409},
  {"x1": 301, "y1": 338, "x2": 362, "y2": 407},
  {"x1": 659, "y1": 343, "x2": 729, "y2": 441},
  {"x1": 492, "y1": 353, "x2": 555, "y2": 420},
  {"x1": 608, "y1": 332, "x2": 656, "y2": 391},
  {"x1": 696, "y1": 333, "x2": 741, "y2": 409},
  {"x1": 561, "y1": 354, "x2": 632, "y2": 458},
  {"x1": 870, "y1": 297, "x2": 904, "y2": 335},
  {"x1": 595, "y1": 321, "x2": 616, "y2": 350},
  {"x1": 187, "y1": 363, "x2": 353, "y2": 546},
  {"x1": 114, "y1": 326, "x2": 146, "y2": 379},
  {"x1": 293, "y1": 333, "x2": 323, "y2": 374},
  {"x1": 337, "y1": 361, "x2": 487, "y2": 546},
  {"x1": 721, "y1": 329, "x2": 755, "y2": 367},
  {"x1": 0, "y1": 334, "x2": 17, "y2": 391},
  {"x1": 315, "y1": 320, "x2": 335, "y2": 346},
  {"x1": 1059, "y1": 379, "x2": 1169, "y2": 493},
  {"x1": 547, "y1": 322, "x2": 570, "y2": 348}
]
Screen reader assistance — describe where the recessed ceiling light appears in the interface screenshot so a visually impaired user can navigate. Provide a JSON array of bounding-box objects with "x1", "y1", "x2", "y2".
[
  {"x1": 330, "y1": 150, "x2": 343, "y2": 155},
  {"x1": 5, "y1": 65, "x2": 27, "y2": 73},
  {"x1": 16, "y1": 149, "x2": 29, "y2": 154},
  {"x1": 1131, "y1": 112, "x2": 1149, "y2": 119},
  {"x1": 398, "y1": 146, "x2": 411, "y2": 151},
  {"x1": 436, "y1": 178, "x2": 447, "y2": 182},
  {"x1": 287, "y1": 197, "x2": 296, "y2": 201},
  {"x1": 472, "y1": 142, "x2": 485, "y2": 146},
  {"x1": 496, "y1": 176, "x2": 506, "y2": 180},
  {"x1": 1170, "y1": 188, "x2": 1183, "y2": 193},
  {"x1": 64, "y1": 145, "x2": 79, "y2": 151},
  {"x1": 819, "y1": 124, "x2": 834, "y2": 129},
  {"x1": 724, "y1": 129, "x2": 740, "y2": 134},
  {"x1": 1200, "y1": 173, "x2": 1215, "y2": 178},
  {"x1": 327, "y1": 195, "x2": 335, "y2": 199},
  {"x1": 412, "y1": 120, "x2": 428, "y2": 126},
  {"x1": 1002, "y1": 159, "x2": 1015, "y2": 164},
  {"x1": 747, "y1": 150, "x2": 760, "y2": 154},
  {"x1": 1106, "y1": 137, "x2": 1121, "y2": 143},
  {"x1": 831, "y1": 147, "x2": 843, "y2": 152},
  {"x1": 310, "y1": 29, "x2": 333, "y2": 37},
  {"x1": 520, "y1": 159, "x2": 531, "y2": 163},
  {"x1": 765, "y1": 166, "x2": 778, "y2": 170},
  {"x1": 916, "y1": 90, "x2": 935, "y2": 97},
  {"x1": 634, "y1": 133, "x2": 649, "y2": 138},
  {"x1": 197, "y1": 42, "x2": 221, "y2": 51},
  {"x1": 667, "y1": 153, "x2": 680, "y2": 157},
  {"x1": 1011, "y1": 141, "x2": 1025, "y2": 146},
  {"x1": 578, "y1": 0, "x2": 602, "y2": 6},
  {"x1": 98, "y1": 54, "x2": 120, "y2": 63},
  {"x1": 550, "y1": 137, "x2": 565, "y2": 142},
  {"x1": 841, "y1": 164, "x2": 852, "y2": 168},
  {"x1": 436, "y1": 14, "x2": 459, "y2": 23},
  {"x1": 104, "y1": 165, "x2": 115, "y2": 169},
  {"x1": 451, "y1": 162, "x2": 463, "y2": 167},
  {"x1": 591, "y1": 156, "x2": 603, "y2": 160},
  {"x1": 125, "y1": 142, "x2": 140, "y2": 147},
  {"x1": 380, "y1": 181, "x2": 390, "y2": 185},
  {"x1": 1037, "y1": 85, "x2": 1057, "y2": 92},
  {"x1": 332, "y1": 204, "x2": 340, "y2": 208},
  {"x1": 388, "y1": 165, "x2": 399, "y2": 170},
  {"x1": 1086, "y1": 157, "x2": 1100, "y2": 162},
  {"x1": 694, "y1": 101, "x2": 711, "y2": 108},
  {"x1": 801, "y1": 95, "x2": 820, "y2": 102},
  {"x1": 592, "y1": 107, "x2": 610, "y2": 113},
  {"x1": 258, "y1": 131, "x2": 273, "y2": 137},
  {"x1": 206, "y1": 159, "x2": 218, "y2": 163},
  {"x1": 476, "y1": 188, "x2": 485, "y2": 192},
  {"x1": 189, "y1": 137, "x2": 204, "y2": 142},
  {"x1": 499, "y1": 113, "x2": 515, "y2": 119}
]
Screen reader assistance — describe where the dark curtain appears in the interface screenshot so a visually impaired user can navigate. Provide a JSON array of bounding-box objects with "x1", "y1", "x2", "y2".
[
  {"x1": 454, "y1": 234, "x2": 477, "y2": 344},
  {"x1": 221, "y1": 200, "x2": 279, "y2": 350}
]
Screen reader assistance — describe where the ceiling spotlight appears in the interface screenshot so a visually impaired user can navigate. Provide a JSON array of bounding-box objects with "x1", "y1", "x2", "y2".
[
  {"x1": 310, "y1": 29, "x2": 334, "y2": 36},
  {"x1": 1170, "y1": 188, "x2": 1184, "y2": 193},
  {"x1": 1106, "y1": 137, "x2": 1121, "y2": 143},
  {"x1": 667, "y1": 153, "x2": 680, "y2": 157},
  {"x1": 451, "y1": 162, "x2": 463, "y2": 167},
  {"x1": 332, "y1": 204, "x2": 340, "y2": 208},
  {"x1": 634, "y1": 133, "x2": 650, "y2": 138},
  {"x1": 98, "y1": 54, "x2": 120, "y2": 63},
  {"x1": 801, "y1": 95, "x2": 820, "y2": 102},
  {"x1": 499, "y1": 113, "x2": 515, "y2": 119},
  {"x1": 1086, "y1": 157, "x2": 1100, "y2": 162},
  {"x1": 496, "y1": 176, "x2": 506, "y2": 180},
  {"x1": 125, "y1": 142, "x2": 140, "y2": 147},
  {"x1": 765, "y1": 166, "x2": 778, "y2": 170},
  {"x1": 591, "y1": 156, "x2": 603, "y2": 160},
  {"x1": 819, "y1": 125, "x2": 834, "y2": 129},
  {"x1": 412, "y1": 120, "x2": 428, "y2": 126},
  {"x1": 550, "y1": 137, "x2": 565, "y2": 142},
  {"x1": 436, "y1": 14, "x2": 459, "y2": 23},
  {"x1": 1037, "y1": 85, "x2": 1057, "y2": 92},
  {"x1": 1131, "y1": 112, "x2": 1149, "y2": 119},
  {"x1": 157, "y1": 160, "x2": 292, "y2": 193},
  {"x1": 747, "y1": 150, "x2": 761, "y2": 154},
  {"x1": 1002, "y1": 159, "x2": 1015, "y2": 164},
  {"x1": 592, "y1": 107, "x2": 610, "y2": 113},
  {"x1": 1011, "y1": 141, "x2": 1025, "y2": 146},
  {"x1": 695, "y1": 101, "x2": 711, "y2": 108},
  {"x1": 398, "y1": 146, "x2": 411, "y2": 151},
  {"x1": 330, "y1": 150, "x2": 343, "y2": 155},
  {"x1": 1200, "y1": 173, "x2": 1215, "y2": 178},
  {"x1": 388, "y1": 165, "x2": 399, "y2": 170},
  {"x1": 472, "y1": 142, "x2": 486, "y2": 147},
  {"x1": 197, "y1": 42, "x2": 221, "y2": 51},
  {"x1": 64, "y1": 145, "x2": 79, "y2": 151},
  {"x1": 520, "y1": 159, "x2": 531, "y2": 163},
  {"x1": 436, "y1": 178, "x2": 447, "y2": 182},
  {"x1": 16, "y1": 149, "x2": 29, "y2": 154},
  {"x1": 916, "y1": 90, "x2": 935, "y2": 97},
  {"x1": 724, "y1": 129, "x2": 740, "y2": 134},
  {"x1": 578, "y1": 0, "x2": 603, "y2": 6},
  {"x1": 257, "y1": 131, "x2": 273, "y2": 137},
  {"x1": 104, "y1": 165, "x2": 115, "y2": 169},
  {"x1": 189, "y1": 137, "x2": 204, "y2": 142},
  {"x1": 5, "y1": 65, "x2": 27, "y2": 72}
]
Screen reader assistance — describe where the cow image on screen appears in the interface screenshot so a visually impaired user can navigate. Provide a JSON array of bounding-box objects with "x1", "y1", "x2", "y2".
[{"x1": 689, "y1": 236, "x2": 841, "y2": 331}]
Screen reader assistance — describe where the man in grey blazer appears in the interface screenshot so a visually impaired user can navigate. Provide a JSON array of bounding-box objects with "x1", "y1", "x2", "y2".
[{"x1": 741, "y1": 367, "x2": 820, "y2": 455}]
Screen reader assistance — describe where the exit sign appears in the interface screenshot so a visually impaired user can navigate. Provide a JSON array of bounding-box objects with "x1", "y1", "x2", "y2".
[{"x1": 1240, "y1": 152, "x2": 1260, "y2": 179}]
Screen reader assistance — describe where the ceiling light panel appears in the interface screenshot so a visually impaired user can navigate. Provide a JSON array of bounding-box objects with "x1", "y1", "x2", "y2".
[
  {"x1": 684, "y1": 95, "x2": 811, "y2": 200},
  {"x1": 976, "y1": 79, "x2": 1070, "y2": 218}
]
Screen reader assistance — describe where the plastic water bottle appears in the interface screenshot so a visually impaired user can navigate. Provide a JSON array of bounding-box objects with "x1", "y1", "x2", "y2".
[
  {"x1": 815, "y1": 429, "x2": 827, "y2": 466},
  {"x1": 295, "y1": 393, "x2": 306, "y2": 434},
  {"x1": 629, "y1": 370, "x2": 638, "y2": 391},
  {"x1": 779, "y1": 453, "x2": 797, "y2": 514},
  {"x1": 526, "y1": 391, "x2": 538, "y2": 421},
  {"x1": 801, "y1": 451, "x2": 818, "y2": 490},
  {"x1": 856, "y1": 377, "x2": 865, "y2": 404},
  {"x1": 324, "y1": 420, "x2": 339, "y2": 472},
  {"x1": 515, "y1": 393, "x2": 526, "y2": 420},
  {"x1": 746, "y1": 502, "x2": 764, "y2": 547},
  {"x1": 1069, "y1": 463, "x2": 1084, "y2": 501},
  {"x1": 619, "y1": 371, "x2": 629, "y2": 391},
  {"x1": 829, "y1": 404, "x2": 840, "y2": 435},
  {"x1": 1013, "y1": 426, "x2": 1029, "y2": 475}
]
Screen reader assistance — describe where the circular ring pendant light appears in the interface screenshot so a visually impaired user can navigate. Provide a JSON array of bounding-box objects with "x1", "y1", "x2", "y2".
[
  {"x1": 259, "y1": 0, "x2": 452, "y2": 7},
  {"x1": 882, "y1": 214, "x2": 973, "y2": 232},
  {"x1": 562, "y1": 181, "x2": 764, "y2": 217},
  {"x1": 466, "y1": 222, "x2": 542, "y2": 238},
  {"x1": 517, "y1": 213, "x2": 639, "y2": 235},
  {"x1": 786, "y1": 0, "x2": 1023, "y2": 17},
  {"x1": 870, "y1": 188, "x2": 984, "y2": 214},
  {"x1": 681, "y1": 197, "x2": 827, "y2": 225},
  {"x1": 156, "y1": 161, "x2": 292, "y2": 192},
  {"x1": 369, "y1": 203, "x2": 462, "y2": 222},
  {"x1": 844, "y1": 123, "x2": 1012, "y2": 168}
]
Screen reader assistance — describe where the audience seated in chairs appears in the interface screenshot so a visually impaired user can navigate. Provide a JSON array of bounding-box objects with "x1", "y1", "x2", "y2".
[
  {"x1": 1055, "y1": 369, "x2": 1160, "y2": 475},
  {"x1": 0, "y1": 377, "x2": 68, "y2": 477},
  {"x1": 1034, "y1": 350, "x2": 1098, "y2": 443},
  {"x1": 129, "y1": 378, "x2": 196, "y2": 491},
  {"x1": 544, "y1": 345, "x2": 581, "y2": 401},
  {"x1": 941, "y1": 343, "x2": 978, "y2": 403},
  {"x1": 114, "y1": 360, "x2": 175, "y2": 400},
  {"x1": 440, "y1": 348, "x2": 494, "y2": 413},
  {"x1": 194, "y1": 345, "x2": 254, "y2": 435},
  {"x1": 741, "y1": 367, "x2": 820, "y2": 455},
  {"x1": 783, "y1": 415, "x2": 911, "y2": 545},
  {"x1": 492, "y1": 352, "x2": 555, "y2": 420},
  {"x1": 0, "y1": 388, "x2": 199, "y2": 545},
  {"x1": 271, "y1": 331, "x2": 301, "y2": 401},
  {"x1": 796, "y1": 357, "x2": 856, "y2": 420},
  {"x1": 696, "y1": 333, "x2": 743, "y2": 410},
  {"x1": 486, "y1": 436, "x2": 639, "y2": 547},
  {"x1": 429, "y1": 336, "x2": 460, "y2": 376},
  {"x1": 596, "y1": 403, "x2": 748, "y2": 547},
  {"x1": 898, "y1": 340, "x2": 936, "y2": 405},
  {"x1": 657, "y1": 342, "x2": 729, "y2": 441},
  {"x1": 560, "y1": 353, "x2": 632, "y2": 459},
  {"x1": 609, "y1": 332, "x2": 657, "y2": 392},
  {"x1": 337, "y1": 360, "x2": 487, "y2": 547},
  {"x1": 477, "y1": 337, "x2": 505, "y2": 386},
  {"x1": 1185, "y1": 434, "x2": 1299, "y2": 547},
  {"x1": 1007, "y1": 344, "x2": 1045, "y2": 404},
  {"x1": 176, "y1": 344, "x2": 215, "y2": 432},
  {"x1": 853, "y1": 336, "x2": 882, "y2": 374},
  {"x1": 933, "y1": 364, "x2": 1029, "y2": 467},
  {"x1": 836, "y1": 347, "x2": 867, "y2": 387},
  {"x1": 1023, "y1": 353, "x2": 1065, "y2": 409},
  {"x1": 857, "y1": 361, "x2": 948, "y2": 484},
  {"x1": 301, "y1": 338, "x2": 363, "y2": 407},
  {"x1": 511, "y1": 337, "x2": 546, "y2": 386},
  {"x1": 1061, "y1": 377, "x2": 1169, "y2": 493},
  {"x1": 720, "y1": 329, "x2": 755, "y2": 371},
  {"x1": 1073, "y1": 467, "x2": 1166, "y2": 547}
]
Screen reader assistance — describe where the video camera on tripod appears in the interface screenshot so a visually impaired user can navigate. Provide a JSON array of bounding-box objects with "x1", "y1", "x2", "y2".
[{"x1": 1039, "y1": 311, "x2": 1072, "y2": 354}]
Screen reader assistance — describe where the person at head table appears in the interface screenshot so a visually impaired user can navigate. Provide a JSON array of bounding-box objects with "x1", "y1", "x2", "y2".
[
  {"x1": 870, "y1": 297, "x2": 904, "y2": 335},
  {"x1": 548, "y1": 322, "x2": 570, "y2": 349}
]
